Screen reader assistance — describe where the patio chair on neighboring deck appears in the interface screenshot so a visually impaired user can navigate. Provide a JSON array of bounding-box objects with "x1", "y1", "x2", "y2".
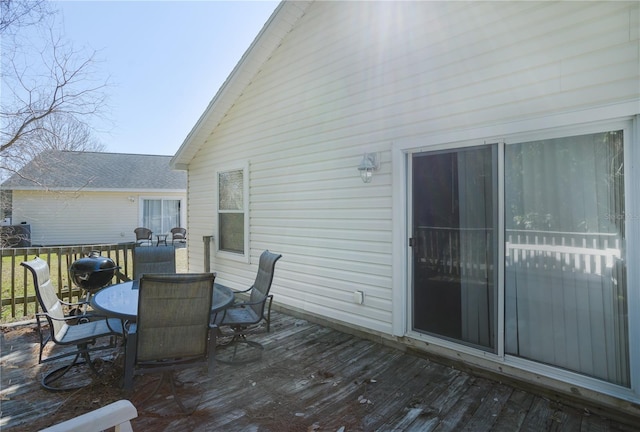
[
  {"x1": 170, "y1": 227, "x2": 187, "y2": 245},
  {"x1": 134, "y1": 227, "x2": 152, "y2": 246},
  {"x1": 123, "y1": 273, "x2": 217, "y2": 413},
  {"x1": 212, "y1": 250, "x2": 282, "y2": 363},
  {"x1": 21, "y1": 257, "x2": 123, "y2": 392}
]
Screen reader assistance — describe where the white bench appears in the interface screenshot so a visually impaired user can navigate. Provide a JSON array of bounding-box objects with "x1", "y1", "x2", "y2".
[{"x1": 39, "y1": 400, "x2": 137, "y2": 432}]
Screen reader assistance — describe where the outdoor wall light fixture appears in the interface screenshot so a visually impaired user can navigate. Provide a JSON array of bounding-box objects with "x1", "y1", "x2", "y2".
[
  {"x1": 357, "y1": 152, "x2": 379, "y2": 183},
  {"x1": 128, "y1": 196, "x2": 135, "y2": 202}
]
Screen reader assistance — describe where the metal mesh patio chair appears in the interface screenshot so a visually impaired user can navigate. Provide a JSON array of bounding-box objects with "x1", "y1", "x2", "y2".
[
  {"x1": 123, "y1": 273, "x2": 216, "y2": 413},
  {"x1": 212, "y1": 250, "x2": 282, "y2": 363},
  {"x1": 21, "y1": 257, "x2": 123, "y2": 392},
  {"x1": 133, "y1": 245, "x2": 176, "y2": 280}
]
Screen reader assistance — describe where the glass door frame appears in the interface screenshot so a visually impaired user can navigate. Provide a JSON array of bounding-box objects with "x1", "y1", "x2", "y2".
[
  {"x1": 393, "y1": 116, "x2": 639, "y2": 400},
  {"x1": 405, "y1": 141, "x2": 506, "y2": 361},
  {"x1": 409, "y1": 144, "x2": 502, "y2": 353}
]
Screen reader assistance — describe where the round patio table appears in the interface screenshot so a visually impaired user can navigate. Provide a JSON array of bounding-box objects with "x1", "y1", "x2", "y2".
[{"x1": 90, "y1": 280, "x2": 235, "y2": 321}]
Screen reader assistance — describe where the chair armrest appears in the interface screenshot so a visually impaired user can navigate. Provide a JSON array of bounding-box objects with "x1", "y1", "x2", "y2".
[
  {"x1": 211, "y1": 309, "x2": 227, "y2": 324},
  {"x1": 37, "y1": 311, "x2": 113, "y2": 325},
  {"x1": 229, "y1": 295, "x2": 270, "y2": 309},
  {"x1": 58, "y1": 298, "x2": 88, "y2": 308},
  {"x1": 124, "y1": 322, "x2": 137, "y2": 335},
  {"x1": 37, "y1": 311, "x2": 73, "y2": 323},
  {"x1": 233, "y1": 286, "x2": 253, "y2": 295}
]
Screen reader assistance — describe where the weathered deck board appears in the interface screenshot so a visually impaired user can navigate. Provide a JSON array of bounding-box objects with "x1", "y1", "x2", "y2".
[
  {"x1": 1, "y1": 311, "x2": 637, "y2": 432},
  {"x1": 458, "y1": 381, "x2": 513, "y2": 432},
  {"x1": 491, "y1": 389, "x2": 535, "y2": 431}
]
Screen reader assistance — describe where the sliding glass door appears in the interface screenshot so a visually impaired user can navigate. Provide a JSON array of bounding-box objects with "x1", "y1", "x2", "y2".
[
  {"x1": 142, "y1": 199, "x2": 181, "y2": 235},
  {"x1": 412, "y1": 145, "x2": 498, "y2": 351},
  {"x1": 504, "y1": 131, "x2": 628, "y2": 386},
  {"x1": 411, "y1": 128, "x2": 629, "y2": 386}
]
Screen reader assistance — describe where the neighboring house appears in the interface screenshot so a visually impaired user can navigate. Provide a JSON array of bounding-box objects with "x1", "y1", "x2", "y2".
[
  {"x1": 2, "y1": 150, "x2": 186, "y2": 246},
  {"x1": 171, "y1": 1, "x2": 640, "y2": 417}
]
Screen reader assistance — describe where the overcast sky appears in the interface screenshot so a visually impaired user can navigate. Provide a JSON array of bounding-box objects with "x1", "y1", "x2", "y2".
[{"x1": 55, "y1": 1, "x2": 280, "y2": 156}]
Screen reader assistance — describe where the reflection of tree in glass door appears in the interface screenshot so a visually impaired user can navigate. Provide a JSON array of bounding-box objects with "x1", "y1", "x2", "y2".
[
  {"x1": 411, "y1": 145, "x2": 498, "y2": 352},
  {"x1": 504, "y1": 131, "x2": 628, "y2": 387}
]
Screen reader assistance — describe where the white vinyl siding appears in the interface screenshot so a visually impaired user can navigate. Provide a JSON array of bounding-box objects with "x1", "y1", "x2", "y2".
[
  {"x1": 12, "y1": 190, "x2": 185, "y2": 246},
  {"x1": 185, "y1": 1, "x2": 639, "y2": 336}
]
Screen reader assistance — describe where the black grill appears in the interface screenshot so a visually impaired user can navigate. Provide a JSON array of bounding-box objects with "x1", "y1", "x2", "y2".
[{"x1": 69, "y1": 252, "x2": 119, "y2": 292}]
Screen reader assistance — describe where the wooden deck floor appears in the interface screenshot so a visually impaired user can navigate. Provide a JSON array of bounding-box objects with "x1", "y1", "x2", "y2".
[{"x1": 1, "y1": 311, "x2": 637, "y2": 432}]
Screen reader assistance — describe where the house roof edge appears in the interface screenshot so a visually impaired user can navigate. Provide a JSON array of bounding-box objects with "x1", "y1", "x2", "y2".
[{"x1": 170, "y1": 0, "x2": 312, "y2": 169}]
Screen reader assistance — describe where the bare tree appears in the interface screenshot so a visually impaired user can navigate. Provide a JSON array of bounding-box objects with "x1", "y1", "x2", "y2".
[
  {"x1": 0, "y1": 1, "x2": 109, "y2": 242},
  {"x1": 1, "y1": 0, "x2": 108, "y2": 180},
  {"x1": 12, "y1": 112, "x2": 105, "y2": 160},
  {"x1": 0, "y1": 0, "x2": 50, "y2": 35}
]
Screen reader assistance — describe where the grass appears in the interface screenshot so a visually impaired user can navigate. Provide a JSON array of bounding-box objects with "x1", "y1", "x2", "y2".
[
  {"x1": 1, "y1": 253, "x2": 71, "y2": 322},
  {"x1": 1, "y1": 252, "x2": 132, "y2": 323},
  {"x1": 1, "y1": 247, "x2": 188, "y2": 323}
]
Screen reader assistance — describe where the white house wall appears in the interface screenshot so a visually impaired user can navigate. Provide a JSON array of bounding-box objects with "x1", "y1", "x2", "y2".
[
  {"x1": 187, "y1": 1, "x2": 639, "y2": 335},
  {"x1": 12, "y1": 190, "x2": 185, "y2": 246}
]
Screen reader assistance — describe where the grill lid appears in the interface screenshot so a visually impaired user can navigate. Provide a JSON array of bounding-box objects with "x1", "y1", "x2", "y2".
[{"x1": 69, "y1": 251, "x2": 120, "y2": 291}]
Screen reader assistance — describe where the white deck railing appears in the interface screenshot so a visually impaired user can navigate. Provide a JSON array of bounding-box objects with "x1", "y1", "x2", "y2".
[
  {"x1": 415, "y1": 226, "x2": 623, "y2": 277},
  {"x1": 506, "y1": 242, "x2": 621, "y2": 275}
]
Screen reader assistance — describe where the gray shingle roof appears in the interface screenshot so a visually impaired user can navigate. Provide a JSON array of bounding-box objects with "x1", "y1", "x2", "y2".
[{"x1": 2, "y1": 150, "x2": 186, "y2": 191}]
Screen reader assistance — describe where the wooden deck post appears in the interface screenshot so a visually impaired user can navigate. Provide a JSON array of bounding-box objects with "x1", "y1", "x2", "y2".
[{"x1": 203, "y1": 236, "x2": 213, "y2": 273}]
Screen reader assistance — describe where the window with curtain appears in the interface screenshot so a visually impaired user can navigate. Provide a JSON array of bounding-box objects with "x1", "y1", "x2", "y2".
[
  {"x1": 218, "y1": 168, "x2": 246, "y2": 255},
  {"x1": 142, "y1": 199, "x2": 181, "y2": 235},
  {"x1": 504, "y1": 130, "x2": 628, "y2": 386}
]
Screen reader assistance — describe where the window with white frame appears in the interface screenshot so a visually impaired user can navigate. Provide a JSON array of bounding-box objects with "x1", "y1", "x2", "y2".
[
  {"x1": 217, "y1": 166, "x2": 248, "y2": 256},
  {"x1": 142, "y1": 198, "x2": 181, "y2": 234}
]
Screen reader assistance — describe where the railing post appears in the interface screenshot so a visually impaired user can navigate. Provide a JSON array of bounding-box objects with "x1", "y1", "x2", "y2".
[{"x1": 203, "y1": 236, "x2": 214, "y2": 273}]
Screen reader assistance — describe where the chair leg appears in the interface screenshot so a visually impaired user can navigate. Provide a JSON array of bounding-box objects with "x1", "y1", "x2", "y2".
[
  {"x1": 83, "y1": 351, "x2": 102, "y2": 377},
  {"x1": 41, "y1": 353, "x2": 85, "y2": 391},
  {"x1": 168, "y1": 373, "x2": 190, "y2": 414},
  {"x1": 36, "y1": 315, "x2": 50, "y2": 364},
  {"x1": 133, "y1": 373, "x2": 166, "y2": 407},
  {"x1": 266, "y1": 296, "x2": 273, "y2": 332},
  {"x1": 41, "y1": 350, "x2": 107, "y2": 392},
  {"x1": 39, "y1": 340, "x2": 119, "y2": 392},
  {"x1": 123, "y1": 332, "x2": 137, "y2": 391},
  {"x1": 133, "y1": 372, "x2": 199, "y2": 415},
  {"x1": 215, "y1": 333, "x2": 264, "y2": 365}
]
